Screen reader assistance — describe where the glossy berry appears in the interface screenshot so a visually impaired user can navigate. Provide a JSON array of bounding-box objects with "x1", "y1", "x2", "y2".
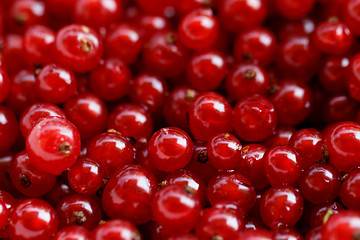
[
  {"x1": 339, "y1": 168, "x2": 360, "y2": 210},
  {"x1": 319, "y1": 55, "x2": 349, "y2": 94},
  {"x1": 0, "y1": 199, "x2": 9, "y2": 231},
  {"x1": 275, "y1": 0, "x2": 315, "y2": 20},
  {"x1": 137, "y1": 14, "x2": 171, "y2": 41},
  {"x1": 234, "y1": 28, "x2": 277, "y2": 66},
  {"x1": 207, "y1": 172, "x2": 256, "y2": 213},
  {"x1": 8, "y1": 199, "x2": 58, "y2": 240},
  {"x1": 64, "y1": 93, "x2": 107, "y2": 140},
  {"x1": 238, "y1": 144, "x2": 269, "y2": 189},
  {"x1": 324, "y1": 94, "x2": 358, "y2": 124},
  {"x1": 44, "y1": 176, "x2": 74, "y2": 208},
  {"x1": 237, "y1": 229, "x2": 273, "y2": 240},
  {"x1": 0, "y1": 105, "x2": 19, "y2": 153},
  {"x1": 163, "y1": 87, "x2": 198, "y2": 129},
  {"x1": 189, "y1": 92, "x2": 232, "y2": 141},
  {"x1": 57, "y1": 194, "x2": 102, "y2": 230},
  {"x1": 322, "y1": 211, "x2": 360, "y2": 240},
  {"x1": 54, "y1": 24, "x2": 103, "y2": 73},
  {"x1": 178, "y1": 9, "x2": 219, "y2": 50},
  {"x1": 67, "y1": 157, "x2": 104, "y2": 194},
  {"x1": 89, "y1": 58, "x2": 132, "y2": 101},
  {"x1": 9, "y1": 150, "x2": 56, "y2": 197},
  {"x1": 105, "y1": 24, "x2": 142, "y2": 64},
  {"x1": 347, "y1": 53, "x2": 360, "y2": 101},
  {"x1": 73, "y1": 0, "x2": 122, "y2": 30},
  {"x1": 148, "y1": 127, "x2": 194, "y2": 172},
  {"x1": 313, "y1": 20, "x2": 353, "y2": 55},
  {"x1": 108, "y1": 103, "x2": 153, "y2": 142},
  {"x1": 233, "y1": 94, "x2": 277, "y2": 142},
  {"x1": 270, "y1": 80, "x2": 312, "y2": 126},
  {"x1": 186, "y1": 50, "x2": 227, "y2": 91},
  {"x1": 343, "y1": 0, "x2": 360, "y2": 36},
  {"x1": 90, "y1": 219, "x2": 142, "y2": 240},
  {"x1": 20, "y1": 102, "x2": 66, "y2": 138},
  {"x1": 207, "y1": 133, "x2": 242, "y2": 170},
  {"x1": 152, "y1": 184, "x2": 201, "y2": 233},
  {"x1": 288, "y1": 128, "x2": 324, "y2": 169},
  {"x1": 272, "y1": 228, "x2": 303, "y2": 240},
  {"x1": 219, "y1": 0, "x2": 267, "y2": 33},
  {"x1": 53, "y1": 226, "x2": 89, "y2": 240},
  {"x1": 196, "y1": 207, "x2": 244, "y2": 240},
  {"x1": 309, "y1": 202, "x2": 343, "y2": 228},
  {"x1": 260, "y1": 185, "x2": 304, "y2": 228},
  {"x1": 102, "y1": 164, "x2": 158, "y2": 225},
  {"x1": 299, "y1": 163, "x2": 340, "y2": 204},
  {"x1": 0, "y1": 69, "x2": 10, "y2": 103},
  {"x1": 263, "y1": 126, "x2": 296, "y2": 147},
  {"x1": 87, "y1": 131, "x2": 134, "y2": 176},
  {"x1": 26, "y1": 117, "x2": 81, "y2": 175},
  {"x1": 226, "y1": 63, "x2": 270, "y2": 101},
  {"x1": 324, "y1": 121, "x2": 360, "y2": 172},
  {"x1": 35, "y1": 64, "x2": 77, "y2": 104}
]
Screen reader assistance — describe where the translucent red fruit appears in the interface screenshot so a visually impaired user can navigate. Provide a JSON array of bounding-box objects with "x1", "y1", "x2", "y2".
[
  {"x1": 148, "y1": 127, "x2": 194, "y2": 172},
  {"x1": 260, "y1": 185, "x2": 304, "y2": 228},
  {"x1": 102, "y1": 164, "x2": 158, "y2": 225},
  {"x1": 340, "y1": 168, "x2": 360, "y2": 210},
  {"x1": 152, "y1": 184, "x2": 201, "y2": 233},
  {"x1": 90, "y1": 219, "x2": 142, "y2": 240},
  {"x1": 324, "y1": 121, "x2": 360, "y2": 172},
  {"x1": 0, "y1": 69, "x2": 10, "y2": 103},
  {"x1": 347, "y1": 53, "x2": 360, "y2": 101},
  {"x1": 26, "y1": 117, "x2": 81, "y2": 175},
  {"x1": 178, "y1": 9, "x2": 219, "y2": 51},
  {"x1": 233, "y1": 94, "x2": 277, "y2": 142},
  {"x1": 54, "y1": 24, "x2": 103, "y2": 73},
  {"x1": 275, "y1": 0, "x2": 315, "y2": 20},
  {"x1": 0, "y1": 105, "x2": 19, "y2": 153},
  {"x1": 8, "y1": 199, "x2": 58, "y2": 240},
  {"x1": 53, "y1": 226, "x2": 89, "y2": 240},
  {"x1": 322, "y1": 211, "x2": 360, "y2": 240},
  {"x1": 189, "y1": 92, "x2": 232, "y2": 141}
]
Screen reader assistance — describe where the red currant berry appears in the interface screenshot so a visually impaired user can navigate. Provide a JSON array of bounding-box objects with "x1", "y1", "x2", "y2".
[
  {"x1": 178, "y1": 9, "x2": 219, "y2": 50},
  {"x1": 272, "y1": 228, "x2": 303, "y2": 240},
  {"x1": 53, "y1": 226, "x2": 89, "y2": 240},
  {"x1": 137, "y1": 14, "x2": 171, "y2": 41},
  {"x1": 186, "y1": 50, "x2": 227, "y2": 91},
  {"x1": 102, "y1": 164, "x2": 158, "y2": 225},
  {"x1": 340, "y1": 168, "x2": 360, "y2": 210},
  {"x1": 1, "y1": 34, "x2": 25, "y2": 75},
  {"x1": 20, "y1": 102, "x2": 66, "y2": 138},
  {"x1": 322, "y1": 211, "x2": 360, "y2": 240},
  {"x1": 8, "y1": 198, "x2": 58, "y2": 240},
  {"x1": 152, "y1": 184, "x2": 201, "y2": 233},
  {"x1": 309, "y1": 202, "x2": 343, "y2": 228},
  {"x1": 35, "y1": 64, "x2": 77, "y2": 104},
  {"x1": 207, "y1": 133, "x2": 242, "y2": 170},
  {"x1": 90, "y1": 219, "x2": 142, "y2": 240},
  {"x1": 54, "y1": 24, "x2": 103, "y2": 73},
  {"x1": 237, "y1": 229, "x2": 273, "y2": 240},
  {"x1": 64, "y1": 93, "x2": 108, "y2": 140},
  {"x1": 26, "y1": 116, "x2": 81, "y2": 175},
  {"x1": 0, "y1": 105, "x2": 19, "y2": 153},
  {"x1": 346, "y1": 53, "x2": 360, "y2": 101},
  {"x1": 260, "y1": 185, "x2": 304, "y2": 228},
  {"x1": 44, "y1": 176, "x2": 75, "y2": 208},
  {"x1": 275, "y1": 0, "x2": 315, "y2": 20},
  {"x1": 189, "y1": 92, "x2": 232, "y2": 141},
  {"x1": 233, "y1": 94, "x2": 277, "y2": 142},
  {"x1": 343, "y1": 0, "x2": 360, "y2": 36},
  {"x1": 0, "y1": 69, "x2": 10, "y2": 103},
  {"x1": 0, "y1": 199, "x2": 9, "y2": 231},
  {"x1": 89, "y1": 58, "x2": 132, "y2": 101},
  {"x1": 67, "y1": 157, "x2": 104, "y2": 194},
  {"x1": 148, "y1": 127, "x2": 194, "y2": 172},
  {"x1": 319, "y1": 55, "x2": 349, "y2": 94},
  {"x1": 324, "y1": 121, "x2": 360, "y2": 172}
]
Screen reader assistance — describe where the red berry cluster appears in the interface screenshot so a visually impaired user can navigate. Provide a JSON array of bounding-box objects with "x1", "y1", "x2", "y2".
[{"x1": 0, "y1": 0, "x2": 360, "y2": 239}]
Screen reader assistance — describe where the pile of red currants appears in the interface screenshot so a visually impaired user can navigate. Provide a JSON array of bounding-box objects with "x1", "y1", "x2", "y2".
[{"x1": 0, "y1": 0, "x2": 360, "y2": 239}]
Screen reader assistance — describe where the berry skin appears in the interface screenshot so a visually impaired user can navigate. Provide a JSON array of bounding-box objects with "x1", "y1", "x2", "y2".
[
  {"x1": 189, "y1": 92, "x2": 233, "y2": 141},
  {"x1": 207, "y1": 132, "x2": 242, "y2": 170},
  {"x1": 90, "y1": 219, "x2": 142, "y2": 240},
  {"x1": 53, "y1": 226, "x2": 89, "y2": 240},
  {"x1": 8, "y1": 198, "x2": 58, "y2": 240},
  {"x1": 275, "y1": 0, "x2": 315, "y2": 20},
  {"x1": 324, "y1": 121, "x2": 360, "y2": 172},
  {"x1": 9, "y1": 150, "x2": 56, "y2": 197},
  {"x1": 263, "y1": 126, "x2": 296, "y2": 147},
  {"x1": 89, "y1": 58, "x2": 132, "y2": 102},
  {"x1": 0, "y1": 199, "x2": 9, "y2": 231},
  {"x1": 108, "y1": 103, "x2": 153, "y2": 142},
  {"x1": 64, "y1": 93, "x2": 108, "y2": 140},
  {"x1": 35, "y1": 64, "x2": 77, "y2": 104},
  {"x1": 152, "y1": 184, "x2": 201, "y2": 233},
  {"x1": 299, "y1": 163, "x2": 340, "y2": 204},
  {"x1": 56, "y1": 194, "x2": 102, "y2": 230},
  {"x1": 312, "y1": 20, "x2": 353, "y2": 55},
  {"x1": 102, "y1": 164, "x2": 158, "y2": 225},
  {"x1": 233, "y1": 94, "x2": 277, "y2": 142},
  {"x1": 347, "y1": 53, "x2": 360, "y2": 102},
  {"x1": 0, "y1": 105, "x2": 19, "y2": 152},
  {"x1": 148, "y1": 127, "x2": 194, "y2": 172},
  {"x1": 20, "y1": 102, "x2": 66, "y2": 138},
  {"x1": 0, "y1": 69, "x2": 10, "y2": 103},
  {"x1": 26, "y1": 116, "x2": 81, "y2": 175},
  {"x1": 186, "y1": 50, "x2": 227, "y2": 91},
  {"x1": 54, "y1": 24, "x2": 103, "y2": 73},
  {"x1": 309, "y1": 202, "x2": 343, "y2": 228},
  {"x1": 343, "y1": 0, "x2": 360, "y2": 36},
  {"x1": 260, "y1": 185, "x2": 304, "y2": 228},
  {"x1": 322, "y1": 211, "x2": 360, "y2": 240},
  {"x1": 207, "y1": 172, "x2": 256, "y2": 213},
  {"x1": 264, "y1": 146, "x2": 302, "y2": 186},
  {"x1": 339, "y1": 168, "x2": 360, "y2": 210},
  {"x1": 178, "y1": 9, "x2": 219, "y2": 51},
  {"x1": 319, "y1": 55, "x2": 349, "y2": 94},
  {"x1": 67, "y1": 157, "x2": 104, "y2": 194},
  {"x1": 226, "y1": 63, "x2": 270, "y2": 101},
  {"x1": 87, "y1": 131, "x2": 134, "y2": 176},
  {"x1": 236, "y1": 229, "x2": 273, "y2": 240}
]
